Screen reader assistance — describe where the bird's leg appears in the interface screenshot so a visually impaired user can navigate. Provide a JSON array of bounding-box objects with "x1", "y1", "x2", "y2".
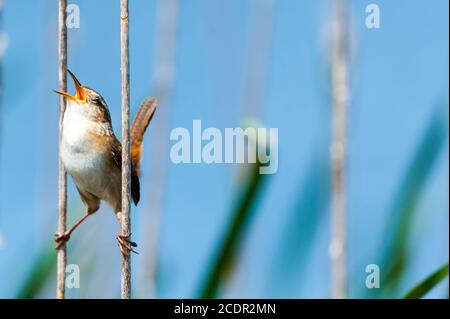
[{"x1": 55, "y1": 212, "x2": 91, "y2": 250}]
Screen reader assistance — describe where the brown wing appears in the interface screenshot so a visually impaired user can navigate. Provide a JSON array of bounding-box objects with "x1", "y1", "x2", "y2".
[{"x1": 111, "y1": 137, "x2": 141, "y2": 205}]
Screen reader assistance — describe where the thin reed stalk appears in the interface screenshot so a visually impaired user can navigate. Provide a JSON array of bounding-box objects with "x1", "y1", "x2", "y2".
[
  {"x1": 138, "y1": 0, "x2": 179, "y2": 298},
  {"x1": 242, "y1": 0, "x2": 276, "y2": 119},
  {"x1": 330, "y1": 0, "x2": 349, "y2": 299},
  {"x1": 120, "y1": 0, "x2": 132, "y2": 299},
  {"x1": 56, "y1": 0, "x2": 68, "y2": 300}
]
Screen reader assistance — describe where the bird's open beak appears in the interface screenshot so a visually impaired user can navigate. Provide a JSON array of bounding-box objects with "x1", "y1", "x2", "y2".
[{"x1": 53, "y1": 70, "x2": 86, "y2": 103}]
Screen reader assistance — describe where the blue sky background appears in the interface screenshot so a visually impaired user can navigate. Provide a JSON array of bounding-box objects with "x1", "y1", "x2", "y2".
[{"x1": 0, "y1": 0, "x2": 448, "y2": 298}]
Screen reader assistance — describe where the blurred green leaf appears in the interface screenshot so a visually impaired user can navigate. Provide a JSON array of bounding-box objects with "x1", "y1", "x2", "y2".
[
  {"x1": 16, "y1": 245, "x2": 55, "y2": 299},
  {"x1": 266, "y1": 152, "x2": 330, "y2": 296},
  {"x1": 403, "y1": 263, "x2": 449, "y2": 299},
  {"x1": 372, "y1": 105, "x2": 448, "y2": 297},
  {"x1": 198, "y1": 160, "x2": 269, "y2": 298}
]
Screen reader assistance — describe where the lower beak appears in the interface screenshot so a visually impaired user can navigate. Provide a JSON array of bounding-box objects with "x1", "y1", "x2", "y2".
[{"x1": 53, "y1": 70, "x2": 86, "y2": 103}]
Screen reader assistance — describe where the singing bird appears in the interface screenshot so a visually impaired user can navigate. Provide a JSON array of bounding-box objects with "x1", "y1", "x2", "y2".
[{"x1": 54, "y1": 70, "x2": 157, "y2": 255}]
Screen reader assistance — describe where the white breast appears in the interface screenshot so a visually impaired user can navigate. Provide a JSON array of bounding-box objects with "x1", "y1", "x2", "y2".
[{"x1": 61, "y1": 107, "x2": 107, "y2": 196}]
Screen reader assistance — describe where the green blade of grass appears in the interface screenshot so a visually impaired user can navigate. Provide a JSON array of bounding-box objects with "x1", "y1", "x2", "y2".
[
  {"x1": 368, "y1": 105, "x2": 448, "y2": 298},
  {"x1": 15, "y1": 209, "x2": 86, "y2": 298},
  {"x1": 16, "y1": 245, "x2": 56, "y2": 299},
  {"x1": 198, "y1": 161, "x2": 269, "y2": 298},
  {"x1": 265, "y1": 152, "x2": 330, "y2": 296},
  {"x1": 403, "y1": 263, "x2": 449, "y2": 299}
]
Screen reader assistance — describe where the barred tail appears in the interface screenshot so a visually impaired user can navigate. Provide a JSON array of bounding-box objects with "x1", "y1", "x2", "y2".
[{"x1": 130, "y1": 97, "x2": 157, "y2": 175}]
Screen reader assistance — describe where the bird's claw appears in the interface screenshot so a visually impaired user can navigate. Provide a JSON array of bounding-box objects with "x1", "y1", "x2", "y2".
[
  {"x1": 117, "y1": 234, "x2": 138, "y2": 256},
  {"x1": 54, "y1": 232, "x2": 71, "y2": 250}
]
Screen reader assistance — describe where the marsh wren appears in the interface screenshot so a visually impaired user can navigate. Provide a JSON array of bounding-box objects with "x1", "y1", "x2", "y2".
[{"x1": 54, "y1": 70, "x2": 157, "y2": 255}]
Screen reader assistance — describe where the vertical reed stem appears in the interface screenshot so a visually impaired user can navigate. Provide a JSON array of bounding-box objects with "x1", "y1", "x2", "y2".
[
  {"x1": 56, "y1": 0, "x2": 68, "y2": 300},
  {"x1": 330, "y1": 0, "x2": 349, "y2": 299},
  {"x1": 242, "y1": 0, "x2": 276, "y2": 119},
  {"x1": 120, "y1": 0, "x2": 132, "y2": 299},
  {"x1": 139, "y1": 0, "x2": 179, "y2": 298}
]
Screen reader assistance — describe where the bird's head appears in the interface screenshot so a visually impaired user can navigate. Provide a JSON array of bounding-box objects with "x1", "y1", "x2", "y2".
[
  {"x1": 54, "y1": 69, "x2": 86, "y2": 103},
  {"x1": 54, "y1": 70, "x2": 111, "y2": 122}
]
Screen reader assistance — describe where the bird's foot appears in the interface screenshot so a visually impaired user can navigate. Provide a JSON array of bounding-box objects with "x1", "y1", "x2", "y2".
[
  {"x1": 54, "y1": 232, "x2": 71, "y2": 250},
  {"x1": 117, "y1": 234, "x2": 138, "y2": 256}
]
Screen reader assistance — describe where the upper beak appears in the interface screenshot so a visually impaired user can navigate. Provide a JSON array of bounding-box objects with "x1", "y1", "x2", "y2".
[{"x1": 53, "y1": 69, "x2": 86, "y2": 103}]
